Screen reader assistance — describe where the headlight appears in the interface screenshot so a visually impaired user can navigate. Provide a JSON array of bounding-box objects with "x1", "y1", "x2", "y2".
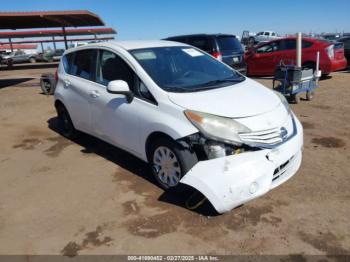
[
  {"x1": 274, "y1": 91, "x2": 291, "y2": 115},
  {"x1": 184, "y1": 110, "x2": 251, "y2": 145}
]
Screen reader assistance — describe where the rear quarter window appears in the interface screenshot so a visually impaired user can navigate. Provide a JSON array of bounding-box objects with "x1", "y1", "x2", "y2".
[
  {"x1": 187, "y1": 37, "x2": 212, "y2": 52},
  {"x1": 62, "y1": 53, "x2": 73, "y2": 73}
]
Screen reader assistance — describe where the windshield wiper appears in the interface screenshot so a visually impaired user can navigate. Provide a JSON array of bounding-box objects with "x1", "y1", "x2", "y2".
[
  {"x1": 195, "y1": 76, "x2": 245, "y2": 90},
  {"x1": 162, "y1": 76, "x2": 245, "y2": 92},
  {"x1": 162, "y1": 85, "x2": 191, "y2": 93}
]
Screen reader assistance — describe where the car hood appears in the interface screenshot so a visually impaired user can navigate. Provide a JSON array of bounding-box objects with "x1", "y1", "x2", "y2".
[{"x1": 168, "y1": 78, "x2": 281, "y2": 118}]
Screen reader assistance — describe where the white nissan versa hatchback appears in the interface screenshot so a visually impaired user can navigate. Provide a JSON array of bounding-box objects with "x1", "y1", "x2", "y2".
[{"x1": 54, "y1": 40, "x2": 303, "y2": 213}]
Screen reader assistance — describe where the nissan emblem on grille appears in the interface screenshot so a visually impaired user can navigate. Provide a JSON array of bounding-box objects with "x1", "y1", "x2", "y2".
[{"x1": 280, "y1": 127, "x2": 288, "y2": 140}]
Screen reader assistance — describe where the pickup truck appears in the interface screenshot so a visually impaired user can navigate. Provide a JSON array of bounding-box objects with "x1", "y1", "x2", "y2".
[{"x1": 248, "y1": 31, "x2": 280, "y2": 46}]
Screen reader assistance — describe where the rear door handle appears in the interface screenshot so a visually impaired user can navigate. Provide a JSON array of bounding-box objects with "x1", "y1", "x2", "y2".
[
  {"x1": 63, "y1": 79, "x2": 71, "y2": 88},
  {"x1": 90, "y1": 90, "x2": 100, "y2": 98}
]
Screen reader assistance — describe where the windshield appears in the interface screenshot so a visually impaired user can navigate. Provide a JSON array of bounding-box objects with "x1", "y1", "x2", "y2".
[{"x1": 130, "y1": 46, "x2": 244, "y2": 92}]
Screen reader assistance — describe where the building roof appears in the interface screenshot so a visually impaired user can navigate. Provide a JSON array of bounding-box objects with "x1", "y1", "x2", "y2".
[
  {"x1": 0, "y1": 10, "x2": 105, "y2": 30},
  {"x1": 0, "y1": 44, "x2": 37, "y2": 50},
  {"x1": 0, "y1": 28, "x2": 116, "y2": 39}
]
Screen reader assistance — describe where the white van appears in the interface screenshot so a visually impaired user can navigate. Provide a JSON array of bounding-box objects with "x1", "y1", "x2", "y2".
[{"x1": 54, "y1": 40, "x2": 303, "y2": 213}]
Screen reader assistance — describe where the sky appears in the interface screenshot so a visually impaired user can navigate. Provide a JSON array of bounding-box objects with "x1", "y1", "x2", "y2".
[{"x1": 1, "y1": 0, "x2": 350, "y2": 49}]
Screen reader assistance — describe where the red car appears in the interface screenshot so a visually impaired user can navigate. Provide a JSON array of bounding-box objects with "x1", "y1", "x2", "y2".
[{"x1": 245, "y1": 37, "x2": 347, "y2": 76}]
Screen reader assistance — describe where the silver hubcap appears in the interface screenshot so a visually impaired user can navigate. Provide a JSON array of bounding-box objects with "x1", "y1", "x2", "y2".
[{"x1": 153, "y1": 146, "x2": 181, "y2": 187}]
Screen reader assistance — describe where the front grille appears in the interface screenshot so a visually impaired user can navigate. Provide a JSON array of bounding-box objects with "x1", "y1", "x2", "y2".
[
  {"x1": 272, "y1": 156, "x2": 294, "y2": 182},
  {"x1": 239, "y1": 127, "x2": 283, "y2": 146}
]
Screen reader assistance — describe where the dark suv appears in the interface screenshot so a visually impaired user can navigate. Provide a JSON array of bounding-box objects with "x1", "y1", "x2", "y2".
[{"x1": 164, "y1": 34, "x2": 247, "y2": 75}]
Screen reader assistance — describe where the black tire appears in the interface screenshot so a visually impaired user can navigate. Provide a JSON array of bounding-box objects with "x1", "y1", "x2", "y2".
[
  {"x1": 306, "y1": 91, "x2": 314, "y2": 101},
  {"x1": 56, "y1": 104, "x2": 78, "y2": 139},
  {"x1": 149, "y1": 136, "x2": 198, "y2": 190},
  {"x1": 40, "y1": 73, "x2": 56, "y2": 95},
  {"x1": 29, "y1": 57, "x2": 36, "y2": 63},
  {"x1": 292, "y1": 93, "x2": 300, "y2": 104}
]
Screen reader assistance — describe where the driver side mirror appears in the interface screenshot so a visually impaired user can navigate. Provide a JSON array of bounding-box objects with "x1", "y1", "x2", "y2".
[{"x1": 107, "y1": 80, "x2": 134, "y2": 103}]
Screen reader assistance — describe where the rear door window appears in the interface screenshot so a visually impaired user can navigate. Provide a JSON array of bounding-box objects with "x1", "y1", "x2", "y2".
[
  {"x1": 256, "y1": 41, "x2": 281, "y2": 53},
  {"x1": 62, "y1": 53, "x2": 74, "y2": 73},
  {"x1": 282, "y1": 39, "x2": 296, "y2": 50},
  {"x1": 70, "y1": 49, "x2": 97, "y2": 81},
  {"x1": 216, "y1": 36, "x2": 243, "y2": 52},
  {"x1": 302, "y1": 41, "x2": 313, "y2": 48}
]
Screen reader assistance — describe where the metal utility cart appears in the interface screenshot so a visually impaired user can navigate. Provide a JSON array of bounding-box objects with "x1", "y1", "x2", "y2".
[{"x1": 273, "y1": 62, "x2": 320, "y2": 104}]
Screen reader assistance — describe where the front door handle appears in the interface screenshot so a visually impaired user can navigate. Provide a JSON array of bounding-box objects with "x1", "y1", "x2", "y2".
[{"x1": 90, "y1": 90, "x2": 100, "y2": 98}]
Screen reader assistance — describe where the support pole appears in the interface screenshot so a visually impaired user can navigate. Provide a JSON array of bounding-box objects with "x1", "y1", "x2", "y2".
[
  {"x1": 315, "y1": 51, "x2": 321, "y2": 83},
  {"x1": 40, "y1": 42, "x2": 44, "y2": 53},
  {"x1": 62, "y1": 26, "x2": 68, "y2": 49},
  {"x1": 316, "y1": 52, "x2": 320, "y2": 73},
  {"x1": 52, "y1": 36, "x2": 56, "y2": 50},
  {"x1": 296, "y1": 32, "x2": 302, "y2": 67},
  {"x1": 9, "y1": 38, "x2": 13, "y2": 52}
]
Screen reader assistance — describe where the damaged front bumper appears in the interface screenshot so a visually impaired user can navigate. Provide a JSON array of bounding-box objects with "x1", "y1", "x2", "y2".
[{"x1": 180, "y1": 116, "x2": 303, "y2": 214}]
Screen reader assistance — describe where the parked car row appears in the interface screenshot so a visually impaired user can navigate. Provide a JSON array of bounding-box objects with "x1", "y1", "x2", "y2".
[
  {"x1": 0, "y1": 50, "x2": 37, "y2": 65},
  {"x1": 164, "y1": 34, "x2": 347, "y2": 77},
  {"x1": 0, "y1": 49, "x2": 65, "y2": 65},
  {"x1": 244, "y1": 37, "x2": 347, "y2": 76}
]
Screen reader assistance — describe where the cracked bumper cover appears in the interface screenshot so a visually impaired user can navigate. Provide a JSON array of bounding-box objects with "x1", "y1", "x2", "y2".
[{"x1": 180, "y1": 116, "x2": 303, "y2": 214}]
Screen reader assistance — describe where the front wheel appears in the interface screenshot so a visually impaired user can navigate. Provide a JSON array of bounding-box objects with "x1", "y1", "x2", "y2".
[
  {"x1": 149, "y1": 137, "x2": 198, "y2": 190},
  {"x1": 29, "y1": 57, "x2": 36, "y2": 63}
]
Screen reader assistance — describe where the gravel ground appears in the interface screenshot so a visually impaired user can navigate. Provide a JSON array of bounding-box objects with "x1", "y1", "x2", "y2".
[{"x1": 0, "y1": 63, "x2": 349, "y2": 257}]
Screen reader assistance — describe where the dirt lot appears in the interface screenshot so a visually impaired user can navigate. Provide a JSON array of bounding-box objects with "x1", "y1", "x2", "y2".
[{"x1": 0, "y1": 63, "x2": 349, "y2": 257}]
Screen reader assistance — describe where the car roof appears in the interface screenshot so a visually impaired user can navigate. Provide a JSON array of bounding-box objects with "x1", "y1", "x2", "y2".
[
  {"x1": 165, "y1": 33, "x2": 236, "y2": 39},
  {"x1": 65, "y1": 40, "x2": 189, "y2": 53}
]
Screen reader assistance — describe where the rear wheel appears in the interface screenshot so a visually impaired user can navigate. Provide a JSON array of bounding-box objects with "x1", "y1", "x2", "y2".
[
  {"x1": 149, "y1": 137, "x2": 198, "y2": 190},
  {"x1": 56, "y1": 104, "x2": 78, "y2": 139}
]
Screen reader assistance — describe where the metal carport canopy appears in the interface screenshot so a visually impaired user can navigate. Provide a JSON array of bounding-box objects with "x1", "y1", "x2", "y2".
[
  {"x1": 0, "y1": 10, "x2": 112, "y2": 50},
  {"x1": 0, "y1": 10, "x2": 105, "y2": 29},
  {"x1": 0, "y1": 28, "x2": 116, "y2": 39}
]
